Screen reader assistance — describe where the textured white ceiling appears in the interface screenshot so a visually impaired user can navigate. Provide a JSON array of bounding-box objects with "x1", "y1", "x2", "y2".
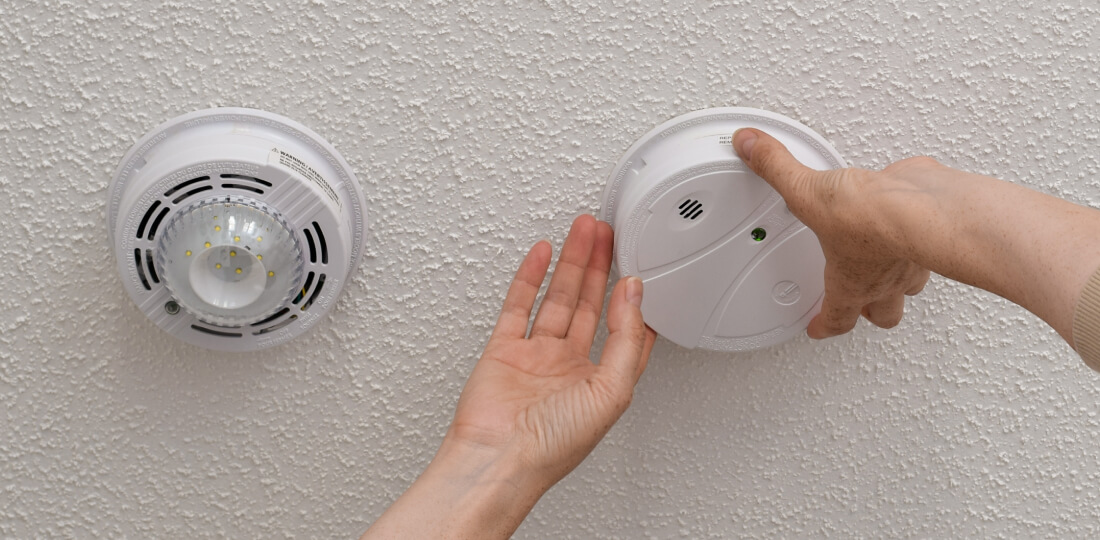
[{"x1": 3, "y1": 0, "x2": 1100, "y2": 537}]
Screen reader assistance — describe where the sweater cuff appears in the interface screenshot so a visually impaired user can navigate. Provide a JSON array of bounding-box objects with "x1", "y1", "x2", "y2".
[{"x1": 1073, "y1": 265, "x2": 1100, "y2": 372}]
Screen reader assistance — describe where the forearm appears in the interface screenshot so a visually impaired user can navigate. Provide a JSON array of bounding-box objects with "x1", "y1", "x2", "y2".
[
  {"x1": 362, "y1": 436, "x2": 546, "y2": 540},
  {"x1": 877, "y1": 165, "x2": 1100, "y2": 342}
]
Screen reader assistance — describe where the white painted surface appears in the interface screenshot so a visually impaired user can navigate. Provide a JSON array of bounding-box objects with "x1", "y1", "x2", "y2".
[{"x1": 2, "y1": 1, "x2": 1100, "y2": 537}]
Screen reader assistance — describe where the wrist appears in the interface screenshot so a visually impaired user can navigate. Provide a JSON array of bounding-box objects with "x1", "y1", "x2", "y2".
[
  {"x1": 425, "y1": 435, "x2": 548, "y2": 537},
  {"x1": 364, "y1": 435, "x2": 548, "y2": 540},
  {"x1": 431, "y1": 434, "x2": 549, "y2": 499}
]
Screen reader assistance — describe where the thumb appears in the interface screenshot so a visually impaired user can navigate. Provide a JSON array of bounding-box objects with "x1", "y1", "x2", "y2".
[
  {"x1": 598, "y1": 277, "x2": 652, "y2": 397},
  {"x1": 733, "y1": 128, "x2": 819, "y2": 215}
]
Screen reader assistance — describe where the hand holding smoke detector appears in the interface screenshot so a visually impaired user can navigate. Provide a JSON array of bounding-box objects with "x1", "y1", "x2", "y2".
[{"x1": 600, "y1": 108, "x2": 845, "y2": 351}]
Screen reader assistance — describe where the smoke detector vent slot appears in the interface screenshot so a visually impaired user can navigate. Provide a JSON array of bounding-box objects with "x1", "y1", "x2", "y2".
[{"x1": 678, "y1": 199, "x2": 704, "y2": 220}]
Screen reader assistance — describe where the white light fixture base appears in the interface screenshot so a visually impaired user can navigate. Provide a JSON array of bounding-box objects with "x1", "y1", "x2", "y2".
[
  {"x1": 600, "y1": 108, "x2": 846, "y2": 352},
  {"x1": 107, "y1": 108, "x2": 368, "y2": 352}
]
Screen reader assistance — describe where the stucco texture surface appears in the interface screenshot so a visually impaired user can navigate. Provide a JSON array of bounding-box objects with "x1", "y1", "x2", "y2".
[{"x1": 3, "y1": 0, "x2": 1100, "y2": 537}]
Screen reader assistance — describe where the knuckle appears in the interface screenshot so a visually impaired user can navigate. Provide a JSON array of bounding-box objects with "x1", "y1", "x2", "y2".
[
  {"x1": 501, "y1": 301, "x2": 530, "y2": 319},
  {"x1": 906, "y1": 270, "x2": 931, "y2": 296},
  {"x1": 824, "y1": 316, "x2": 858, "y2": 336},
  {"x1": 626, "y1": 320, "x2": 648, "y2": 346},
  {"x1": 807, "y1": 168, "x2": 864, "y2": 214},
  {"x1": 814, "y1": 171, "x2": 843, "y2": 206},
  {"x1": 907, "y1": 155, "x2": 942, "y2": 167},
  {"x1": 540, "y1": 288, "x2": 575, "y2": 309},
  {"x1": 751, "y1": 145, "x2": 781, "y2": 176},
  {"x1": 884, "y1": 155, "x2": 941, "y2": 174},
  {"x1": 877, "y1": 314, "x2": 903, "y2": 329},
  {"x1": 574, "y1": 297, "x2": 602, "y2": 318}
]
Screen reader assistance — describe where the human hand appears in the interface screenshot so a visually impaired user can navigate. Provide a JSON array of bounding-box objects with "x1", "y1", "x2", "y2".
[
  {"x1": 449, "y1": 214, "x2": 657, "y2": 489},
  {"x1": 733, "y1": 128, "x2": 932, "y2": 339},
  {"x1": 362, "y1": 215, "x2": 656, "y2": 540}
]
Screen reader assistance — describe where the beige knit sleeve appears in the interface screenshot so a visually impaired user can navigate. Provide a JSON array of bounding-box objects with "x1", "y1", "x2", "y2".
[{"x1": 1074, "y1": 266, "x2": 1100, "y2": 372}]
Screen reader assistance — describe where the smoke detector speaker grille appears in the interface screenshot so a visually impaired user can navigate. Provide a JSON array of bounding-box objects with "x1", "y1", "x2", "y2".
[
  {"x1": 108, "y1": 108, "x2": 368, "y2": 352},
  {"x1": 678, "y1": 199, "x2": 704, "y2": 220}
]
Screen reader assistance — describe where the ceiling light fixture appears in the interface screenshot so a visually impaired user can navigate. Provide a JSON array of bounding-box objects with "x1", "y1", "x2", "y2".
[{"x1": 107, "y1": 108, "x2": 368, "y2": 351}]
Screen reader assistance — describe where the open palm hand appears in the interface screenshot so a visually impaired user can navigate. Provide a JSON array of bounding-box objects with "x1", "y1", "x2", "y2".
[{"x1": 449, "y1": 215, "x2": 657, "y2": 490}]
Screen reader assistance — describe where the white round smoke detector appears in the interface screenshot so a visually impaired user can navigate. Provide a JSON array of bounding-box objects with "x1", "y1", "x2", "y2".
[
  {"x1": 107, "y1": 108, "x2": 367, "y2": 351},
  {"x1": 600, "y1": 108, "x2": 846, "y2": 352}
]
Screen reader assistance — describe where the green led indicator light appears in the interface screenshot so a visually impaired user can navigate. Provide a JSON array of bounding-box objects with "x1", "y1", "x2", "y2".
[{"x1": 751, "y1": 228, "x2": 767, "y2": 242}]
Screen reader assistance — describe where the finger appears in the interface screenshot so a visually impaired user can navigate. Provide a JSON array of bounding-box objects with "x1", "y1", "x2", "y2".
[
  {"x1": 808, "y1": 296, "x2": 863, "y2": 339},
  {"x1": 635, "y1": 325, "x2": 657, "y2": 381},
  {"x1": 490, "y1": 240, "x2": 552, "y2": 340},
  {"x1": 598, "y1": 277, "x2": 649, "y2": 395},
  {"x1": 861, "y1": 294, "x2": 906, "y2": 329},
  {"x1": 566, "y1": 219, "x2": 615, "y2": 350},
  {"x1": 530, "y1": 215, "x2": 598, "y2": 338},
  {"x1": 906, "y1": 268, "x2": 931, "y2": 296},
  {"x1": 807, "y1": 270, "x2": 865, "y2": 339},
  {"x1": 733, "y1": 128, "x2": 820, "y2": 215}
]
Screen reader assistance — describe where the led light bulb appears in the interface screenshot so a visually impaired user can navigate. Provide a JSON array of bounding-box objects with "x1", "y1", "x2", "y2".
[{"x1": 156, "y1": 198, "x2": 303, "y2": 327}]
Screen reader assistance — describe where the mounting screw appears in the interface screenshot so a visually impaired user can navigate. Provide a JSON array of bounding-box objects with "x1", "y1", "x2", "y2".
[{"x1": 164, "y1": 300, "x2": 181, "y2": 315}]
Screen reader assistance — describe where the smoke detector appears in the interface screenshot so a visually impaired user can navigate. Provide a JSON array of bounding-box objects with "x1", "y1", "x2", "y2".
[
  {"x1": 107, "y1": 108, "x2": 367, "y2": 351},
  {"x1": 600, "y1": 108, "x2": 845, "y2": 352}
]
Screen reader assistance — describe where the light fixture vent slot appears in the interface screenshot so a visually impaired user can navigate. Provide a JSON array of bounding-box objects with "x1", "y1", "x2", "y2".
[
  {"x1": 134, "y1": 248, "x2": 151, "y2": 290},
  {"x1": 293, "y1": 271, "x2": 316, "y2": 305},
  {"x1": 147, "y1": 206, "x2": 171, "y2": 240},
  {"x1": 220, "y1": 174, "x2": 272, "y2": 187},
  {"x1": 304, "y1": 228, "x2": 317, "y2": 264},
  {"x1": 172, "y1": 185, "x2": 213, "y2": 204},
  {"x1": 164, "y1": 176, "x2": 210, "y2": 197},
  {"x1": 219, "y1": 174, "x2": 271, "y2": 196},
  {"x1": 136, "y1": 201, "x2": 161, "y2": 239},
  {"x1": 253, "y1": 315, "x2": 298, "y2": 335},
  {"x1": 145, "y1": 249, "x2": 159, "y2": 283},
  {"x1": 251, "y1": 307, "x2": 291, "y2": 327},
  {"x1": 301, "y1": 274, "x2": 326, "y2": 311},
  {"x1": 191, "y1": 325, "x2": 243, "y2": 338},
  {"x1": 221, "y1": 183, "x2": 264, "y2": 195},
  {"x1": 312, "y1": 222, "x2": 328, "y2": 265}
]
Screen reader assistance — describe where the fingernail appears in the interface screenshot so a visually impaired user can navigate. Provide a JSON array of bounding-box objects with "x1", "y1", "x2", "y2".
[
  {"x1": 626, "y1": 277, "x2": 643, "y2": 307},
  {"x1": 734, "y1": 129, "x2": 756, "y2": 161}
]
